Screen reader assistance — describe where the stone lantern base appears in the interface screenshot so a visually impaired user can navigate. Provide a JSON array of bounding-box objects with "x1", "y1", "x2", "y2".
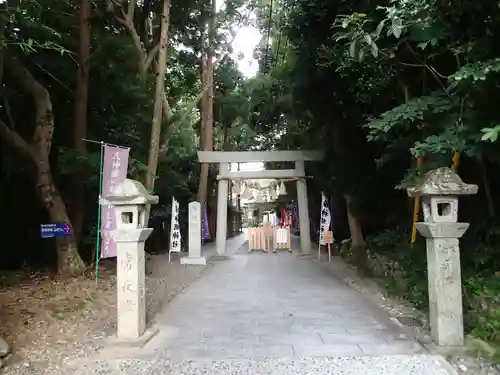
[{"x1": 180, "y1": 256, "x2": 207, "y2": 266}]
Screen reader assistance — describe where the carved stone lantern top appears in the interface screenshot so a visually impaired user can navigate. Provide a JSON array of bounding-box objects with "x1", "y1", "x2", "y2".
[
  {"x1": 407, "y1": 167, "x2": 478, "y2": 198},
  {"x1": 103, "y1": 179, "x2": 159, "y2": 205},
  {"x1": 99, "y1": 179, "x2": 158, "y2": 233}
]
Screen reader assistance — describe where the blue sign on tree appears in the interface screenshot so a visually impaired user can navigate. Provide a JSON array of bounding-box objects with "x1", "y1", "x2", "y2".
[{"x1": 40, "y1": 223, "x2": 72, "y2": 239}]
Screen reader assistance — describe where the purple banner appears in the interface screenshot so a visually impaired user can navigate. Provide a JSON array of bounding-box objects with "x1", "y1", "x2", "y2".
[
  {"x1": 100, "y1": 145, "x2": 130, "y2": 259},
  {"x1": 201, "y1": 206, "x2": 210, "y2": 241},
  {"x1": 330, "y1": 196, "x2": 335, "y2": 232},
  {"x1": 292, "y1": 203, "x2": 298, "y2": 222}
]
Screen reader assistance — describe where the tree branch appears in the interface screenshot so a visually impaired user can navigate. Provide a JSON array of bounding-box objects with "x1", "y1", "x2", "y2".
[
  {"x1": 144, "y1": 42, "x2": 160, "y2": 72},
  {"x1": 159, "y1": 82, "x2": 209, "y2": 155},
  {"x1": 127, "y1": 0, "x2": 135, "y2": 21},
  {"x1": 4, "y1": 53, "x2": 54, "y2": 157},
  {"x1": 115, "y1": 2, "x2": 147, "y2": 73},
  {"x1": 115, "y1": 12, "x2": 128, "y2": 26}
]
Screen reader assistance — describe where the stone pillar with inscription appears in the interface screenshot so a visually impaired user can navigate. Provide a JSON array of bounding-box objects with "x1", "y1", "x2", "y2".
[
  {"x1": 181, "y1": 201, "x2": 207, "y2": 265},
  {"x1": 100, "y1": 179, "x2": 159, "y2": 341},
  {"x1": 407, "y1": 167, "x2": 478, "y2": 346}
]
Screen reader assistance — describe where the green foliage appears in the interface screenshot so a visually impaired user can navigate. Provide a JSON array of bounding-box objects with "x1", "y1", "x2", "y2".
[
  {"x1": 481, "y1": 125, "x2": 500, "y2": 142},
  {"x1": 451, "y1": 58, "x2": 500, "y2": 83},
  {"x1": 247, "y1": 219, "x2": 261, "y2": 228},
  {"x1": 0, "y1": 0, "x2": 256, "y2": 267},
  {"x1": 365, "y1": 91, "x2": 457, "y2": 143},
  {"x1": 464, "y1": 276, "x2": 500, "y2": 342},
  {"x1": 366, "y1": 227, "x2": 429, "y2": 310}
]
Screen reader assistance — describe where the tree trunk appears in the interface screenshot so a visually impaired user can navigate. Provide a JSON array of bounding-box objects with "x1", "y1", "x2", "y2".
[
  {"x1": 2, "y1": 54, "x2": 85, "y2": 276},
  {"x1": 41, "y1": 162, "x2": 86, "y2": 274},
  {"x1": 114, "y1": 1, "x2": 159, "y2": 77},
  {"x1": 479, "y1": 157, "x2": 495, "y2": 218},
  {"x1": 344, "y1": 194, "x2": 364, "y2": 247},
  {"x1": 145, "y1": 0, "x2": 170, "y2": 190},
  {"x1": 197, "y1": 0, "x2": 215, "y2": 206},
  {"x1": 344, "y1": 194, "x2": 367, "y2": 273},
  {"x1": 330, "y1": 126, "x2": 366, "y2": 254},
  {"x1": 71, "y1": 0, "x2": 91, "y2": 243},
  {"x1": 139, "y1": 0, "x2": 152, "y2": 46}
]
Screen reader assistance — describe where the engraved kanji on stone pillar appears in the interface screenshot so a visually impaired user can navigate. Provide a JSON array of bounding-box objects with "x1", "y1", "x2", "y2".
[{"x1": 181, "y1": 201, "x2": 207, "y2": 266}]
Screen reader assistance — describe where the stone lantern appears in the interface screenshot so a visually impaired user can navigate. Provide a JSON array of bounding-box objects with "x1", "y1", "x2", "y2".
[
  {"x1": 101, "y1": 179, "x2": 159, "y2": 342},
  {"x1": 407, "y1": 167, "x2": 478, "y2": 346}
]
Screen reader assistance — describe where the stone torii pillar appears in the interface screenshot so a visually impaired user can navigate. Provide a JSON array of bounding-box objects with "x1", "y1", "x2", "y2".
[
  {"x1": 216, "y1": 162, "x2": 229, "y2": 256},
  {"x1": 407, "y1": 167, "x2": 478, "y2": 346},
  {"x1": 295, "y1": 160, "x2": 312, "y2": 254}
]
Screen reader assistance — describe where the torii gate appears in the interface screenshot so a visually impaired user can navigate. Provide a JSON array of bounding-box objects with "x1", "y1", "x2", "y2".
[{"x1": 197, "y1": 150, "x2": 324, "y2": 256}]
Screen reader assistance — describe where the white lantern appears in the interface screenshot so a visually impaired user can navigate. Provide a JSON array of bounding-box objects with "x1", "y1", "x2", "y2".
[
  {"x1": 278, "y1": 181, "x2": 287, "y2": 196},
  {"x1": 270, "y1": 187, "x2": 278, "y2": 201},
  {"x1": 257, "y1": 191, "x2": 266, "y2": 202},
  {"x1": 233, "y1": 181, "x2": 242, "y2": 195},
  {"x1": 241, "y1": 187, "x2": 253, "y2": 200}
]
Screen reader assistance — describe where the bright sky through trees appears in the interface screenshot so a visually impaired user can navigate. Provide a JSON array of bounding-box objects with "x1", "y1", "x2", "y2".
[{"x1": 216, "y1": 0, "x2": 262, "y2": 78}]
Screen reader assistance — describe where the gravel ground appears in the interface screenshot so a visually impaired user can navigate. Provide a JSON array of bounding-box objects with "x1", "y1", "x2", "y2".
[
  {"x1": 450, "y1": 356, "x2": 500, "y2": 375},
  {"x1": 0, "y1": 253, "x2": 211, "y2": 375},
  {"x1": 70, "y1": 355, "x2": 456, "y2": 375}
]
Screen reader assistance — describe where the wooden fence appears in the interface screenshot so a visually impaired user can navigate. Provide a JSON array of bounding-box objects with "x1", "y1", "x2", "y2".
[{"x1": 248, "y1": 226, "x2": 291, "y2": 252}]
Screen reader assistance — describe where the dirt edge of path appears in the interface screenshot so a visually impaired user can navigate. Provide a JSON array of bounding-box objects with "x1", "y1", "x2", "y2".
[{"x1": 0, "y1": 253, "x2": 213, "y2": 375}]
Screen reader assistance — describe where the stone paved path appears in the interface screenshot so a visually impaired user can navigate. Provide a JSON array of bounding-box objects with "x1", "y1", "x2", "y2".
[{"x1": 73, "y1": 238, "x2": 457, "y2": 374}]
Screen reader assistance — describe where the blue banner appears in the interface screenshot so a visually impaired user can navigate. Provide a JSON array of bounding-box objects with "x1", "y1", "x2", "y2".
[{"x1": 40, "y1": 223, "x2": 72, "y2": 239}]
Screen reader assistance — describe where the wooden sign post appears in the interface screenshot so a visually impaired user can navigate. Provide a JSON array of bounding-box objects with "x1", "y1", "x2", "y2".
[{"x1": 319, "y1": 230, "x2": 334, "y2": 263}]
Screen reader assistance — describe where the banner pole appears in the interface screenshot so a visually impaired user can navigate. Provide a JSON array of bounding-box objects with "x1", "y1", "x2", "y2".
[
  {"x1": 82, "y1": 138, "x2": 129, "y2": 149},
  {"x1": 94, "y1": 141, "x2": 104, "y2": 282}
]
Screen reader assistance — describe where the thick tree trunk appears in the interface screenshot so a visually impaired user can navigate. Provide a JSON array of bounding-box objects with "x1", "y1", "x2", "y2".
[
  {"x1": 330, "y1": 126, "x2": 366, "y2": 256},
  {"x1": 144, "y1": 0, "x2": 170, "y2": 191},
  {"x1": 197, "y1": 0, "x2": 215, "y2": 206},
  {"x1": 38, "y1": 162, "x2": 86, "y2": 274},
  {"x1": 2, "y1": 54, "x2": 85, "y2": 276},
  {"x1": 344, "y1": 194, "x2": 367, "y2": 273},
  {"x1": 71, "y1": 0, "x2": 91, "y2": 242},
  {"x1": 197, "y1": 94, "x2": 210, "y2": 204},
  {"x1": 344, "y1": 194, "x2": 365, "y2": 247}
]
